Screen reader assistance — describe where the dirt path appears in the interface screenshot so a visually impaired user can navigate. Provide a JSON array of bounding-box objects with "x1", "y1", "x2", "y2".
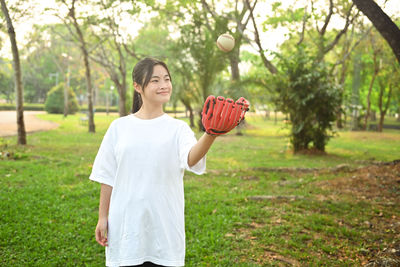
[{"x1": 0, "y1": 111, "x2": 59, "y2": 137}]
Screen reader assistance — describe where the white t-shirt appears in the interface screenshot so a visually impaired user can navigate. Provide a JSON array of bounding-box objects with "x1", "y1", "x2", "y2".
[{"x1": 89, "y1": 114, "x2": 206, "y2": 267}]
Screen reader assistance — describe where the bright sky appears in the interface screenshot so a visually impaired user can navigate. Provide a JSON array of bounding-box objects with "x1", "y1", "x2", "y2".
[{"x1": 1, "y1": 0, "x2": 399, "y2": 58}]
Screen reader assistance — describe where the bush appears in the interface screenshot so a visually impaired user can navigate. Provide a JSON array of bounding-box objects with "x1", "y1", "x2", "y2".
[
  {"x1": 0, "y1": 103, "x2": 44, "y2": 111},
  {"x1": 44, "y1": 83, "x2": 79, "y2": 114},
  {"x1": 79, "y1": 106, "x2": 118, "y2": 113},
  {"x1": 273, "y1": 46, "x2": 342, "y2": 153}
]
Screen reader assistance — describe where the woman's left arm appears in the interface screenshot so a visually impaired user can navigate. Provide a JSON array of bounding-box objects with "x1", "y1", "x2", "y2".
[{"x1": 188, "y1": 133, "x2": 217, "y2": 167}]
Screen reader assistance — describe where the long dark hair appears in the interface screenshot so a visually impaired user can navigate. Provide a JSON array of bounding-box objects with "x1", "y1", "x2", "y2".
[{"x1": 131, "y1": 57, "x2": 172, "y2": 113}]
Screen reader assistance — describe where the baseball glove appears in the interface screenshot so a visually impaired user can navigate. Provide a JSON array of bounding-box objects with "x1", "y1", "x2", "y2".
[{"x1": 201, "y1": 95, "x2": 249, "y2": 136}]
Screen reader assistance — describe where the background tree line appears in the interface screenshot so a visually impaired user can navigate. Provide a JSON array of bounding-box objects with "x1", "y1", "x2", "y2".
[{"x1": 1, "y1": 0, "x2": 399, "y2": 151}]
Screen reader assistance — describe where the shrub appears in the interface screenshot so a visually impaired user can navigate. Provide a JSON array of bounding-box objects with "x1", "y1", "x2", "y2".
[
  {"x1": 44, "y1": 83, "x2": 79, "y2": 114},
  {"x1": 273, "y1": 46, "x2": 342, "y2": 153},
  {"x1": 0, "y1": 103, "x2": 44, "y2": 111}
]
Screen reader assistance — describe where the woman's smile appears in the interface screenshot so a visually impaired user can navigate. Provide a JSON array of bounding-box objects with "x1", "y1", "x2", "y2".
[{"x1": 157, "y1": 91, "x2": 170, "y2": 95}]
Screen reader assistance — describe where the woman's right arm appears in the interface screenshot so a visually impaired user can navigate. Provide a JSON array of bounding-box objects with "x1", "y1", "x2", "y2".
[{"x1": 95, "y1": 183, "x2": 113, "y2": 246}]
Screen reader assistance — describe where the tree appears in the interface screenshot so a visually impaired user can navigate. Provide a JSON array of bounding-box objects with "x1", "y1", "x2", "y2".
[
  {"x1": 163, "y1": 0, "x2": 229, "y2": 100},
  {"x1": 0, "y1": 0, "x2": 26, "y2": 144},
  {"x1": 311, "y1": 0, "x2": 359, "y2": 62},
  {"x1": 245, "y1": 0, "x2": 277, "y2": 74},
  {"x1": 156, "y1": 0, "x2": 229, "y2": 129},
  {"x1": 169, "y1": 46, "x2": 200, "y2": 128},
  {"x1": 128, "y1": 14, "x2": 198, "y2": 126},
  {"x1": 56, "y1": 0, "x2": 96, "y2": 132},
  {"x1": 350, "y1": 51, "x2": 362, "y2": 130},
  {"x1": 375, "y1": 45, "x2": 399, "y2": 131},
  {"x1": 244, "y1": 0, "x2": 360, "y2": 150},
  {"x1": 352, "y1": 0, "x2": 400, "y2": 64},
  {"x1": 21, "y1": 24, "x2": 78, "y2": 105},
  {"x1": 363, "y1": 31, "x2": 381, "y2": 130},
  {"x1": 181, "y1": 24, "x2": 228, "y2": 128},
  {"x1": 345, "y1": 25, "x2": 400, "y2": 132},
  {"x1": 330, "y1": 22, "x2": 373, "y2": 128},
  {"x1": 241, "y1": 51, "x2": 277, "y2": 120},
  {"x1": 90, "y1": 0, "x2": 142, "y2": 117},
  {"x1": 201, "y1": 0, "x2": 258, "y2": 82}
]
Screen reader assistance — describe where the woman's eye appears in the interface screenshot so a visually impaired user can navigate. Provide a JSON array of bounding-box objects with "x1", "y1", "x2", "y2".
[{"x1": 151, "y1": 80, "x2": 158, "y2": 83}]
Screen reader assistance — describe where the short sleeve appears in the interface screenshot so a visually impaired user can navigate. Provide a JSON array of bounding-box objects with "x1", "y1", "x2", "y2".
[
  {"x1": 89, "y1": 122, "x2": 117, "y2": 187},
  {"x1": 178, "y1": 122, "x2": 206, "y2": 175}
]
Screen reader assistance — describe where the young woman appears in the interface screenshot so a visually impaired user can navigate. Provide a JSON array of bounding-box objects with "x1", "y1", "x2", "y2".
[{"x1": 90, "y1": 57, "x2": 248, "y2": 267}]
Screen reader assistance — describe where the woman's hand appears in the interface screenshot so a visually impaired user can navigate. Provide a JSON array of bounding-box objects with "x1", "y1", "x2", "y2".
[
  {"x1": 95, "y1": 218, "x2": 108, "y2": 246},
  {"x1": 96, "y1": 183, "x2": 112, "y2": 246}
]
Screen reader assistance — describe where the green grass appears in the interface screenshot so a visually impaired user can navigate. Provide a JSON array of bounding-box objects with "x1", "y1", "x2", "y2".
[{"x1": 1, "y1": 114, "x2": 399, "y2": 266}]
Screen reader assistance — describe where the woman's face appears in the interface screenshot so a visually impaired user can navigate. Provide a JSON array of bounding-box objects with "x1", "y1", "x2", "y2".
[{"x1": 137, "y1": 64, "x2": 172, "y2": 107}]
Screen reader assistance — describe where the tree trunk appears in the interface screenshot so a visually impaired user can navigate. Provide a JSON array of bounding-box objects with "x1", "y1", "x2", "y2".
[
  {"x1": 230, "y1": 52, "x2": 240, "y2": 81},
  {"x1": 100, "y1": 70, "x2": 127, "y2": 117},
  {"x1": 336, "y1": 59, "x2": 348, "y2": 129},
  {"x1": 336, "y1": 109, "x2": 343, "y2": 129},
  {"x1": 117, "y1": 81, "x2": 127, "y2": 117},
  {"x1": 364, "y1": 58, "x2": 379, "y2": 130},
  {"x1": 377, "y1": 113, "x2": 384, "y2": 132},
  {"x1": 229, "y1": 49, "x2": 245, "y2": 136},
  {"x1": 353, "y1": 0, "x2": 400, "y2": 64},
  {"x1": 119, "y1": 64, "x2": 128, "y2": 116},
  {"x1": 351, "y1": 53, "x2": 361, "y2": 131},
  {"x1": 1, "y1": 0, "x2": 26, "y2": 145},
  {"x1": 397, "y1": 107, "x2": 400, "y2": 122},
  {"x1": 265, "y1": 109, "x2": 270, "y2": 119},
  {"x1": 371, "y1": 111, "x2": 376, "y2": 121},
  {"x1": 82, "y1": 45, "x2": 95, "y2": 132},
  {"x1": 63, "y1": 59, "x2": 70, "y2": 117},
  {"x1": 377, "y1": 82, "x2": 393, "y2": 132},
  {"x1": 69, "y1": 3, "x2": 95, "y2": 132},
  {"x1": 198, "y1": 110, "x2": 204, "y2": 132},
  {"x1": 181, "y1": 98, "x2": 194, "y2": 128},
  {"x1": 245, "y1": 0, "x2": 278, "y2": 74},
  {"x1": 63, "y1": 84, "x2": 69, "y2": 118},
  {"x1": 187, "y1": 105, "x2": 194, "y2": 128}
]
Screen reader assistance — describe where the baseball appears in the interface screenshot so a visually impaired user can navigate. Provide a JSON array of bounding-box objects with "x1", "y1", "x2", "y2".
[{"x1": 216, "y1": 33, "x2": 235, "y2": 52}]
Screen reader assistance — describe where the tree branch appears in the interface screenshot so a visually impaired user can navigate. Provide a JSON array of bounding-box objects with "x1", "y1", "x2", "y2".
[
  {"x1": 245, "y1": 0, "x2": 277, "y2": 74},
  {"x1": 311, "y1": 0, "x2": 320, "y2": 33},
  {"x1": 353, "y1": 0, "x2": 400, "y2": 64},
  {"x1": 200, "y1": 0, "x2": 217, "y2": 32},
  {"x1": 323, "y1": 3, "x2": 357, "y2": 55},
  {"x1": 333, "y1": 25, "x2": 372, "y2": 67},
  {"x1": 241, "y1": 0, "x2": 257, "y2": 33},
  {"x1": 297, "y1": 0, "x2": 309, "y2": 45},
  {"x1": 319, "y1": 0, "x2": 333, "y2": 36}
]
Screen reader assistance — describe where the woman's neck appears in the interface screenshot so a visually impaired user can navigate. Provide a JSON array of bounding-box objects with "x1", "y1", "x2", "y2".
[{"x1": 134, "y1": 104, "x2": 164, "y2": 120}]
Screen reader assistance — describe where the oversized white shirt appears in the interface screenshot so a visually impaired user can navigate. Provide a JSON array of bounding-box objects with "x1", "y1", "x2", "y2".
[{"x1": 89, "y1": 114, "x2": 206, "y2": 267}]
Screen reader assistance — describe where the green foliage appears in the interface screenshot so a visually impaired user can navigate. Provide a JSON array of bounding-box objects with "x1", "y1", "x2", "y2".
[
  {"x1": 133, "y1": 16, "x2": 171, "y2": 59},
  {"x1": 44, "y1": 82, "x2": 79, "y2": 114},
  {"x1": 0, "y1": 63, "x2": 13, "y2": 102},
  {"x1": 19, "y1": 23, "x2": 83, "y2": 104},
  {"x1": 161, "y1": 0, "x2": 230, "y2": 101},
  {"x1": 0, "y1": 103, "x2": 44, "y2": 111},
  {"x1": 264, "y1": 6, "x2": 305, "y2": 29},
  {"x1": 273, "y1": 46, "x2": 342, "y2": 152},
  {"x1": 179, "y1": 15, "x2": 228, "y2": 101},
  {"x1": 241, "y1": 51, "x2": 277, "y2": 109}
]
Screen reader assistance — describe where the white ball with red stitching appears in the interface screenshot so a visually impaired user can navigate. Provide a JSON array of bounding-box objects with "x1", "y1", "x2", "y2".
[{"x1": 216, "y1": 33, "x2": 235, "y2": 52}]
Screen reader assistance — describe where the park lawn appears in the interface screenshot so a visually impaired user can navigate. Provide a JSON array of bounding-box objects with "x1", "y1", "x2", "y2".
[{"x1": 0, "y1": 113, "x2": 399, "y2": 266}]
